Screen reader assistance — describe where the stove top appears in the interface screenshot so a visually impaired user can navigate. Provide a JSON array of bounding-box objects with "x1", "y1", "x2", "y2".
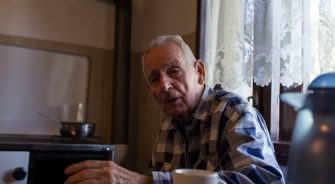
[
  {"x1": 50, "y1": 135, "x2": 102, "y2": 144},
  {"x1": 0, "y1": 134, "x2": 113, "y2": 152},
  {"x1": 0, "y1": 134, "x2": 103, "y2": 144}
]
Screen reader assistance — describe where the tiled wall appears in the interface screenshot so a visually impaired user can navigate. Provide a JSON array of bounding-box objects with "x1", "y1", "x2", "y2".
[{"x1": 0, "y1": 33, "x2": 113, "y2": 143}]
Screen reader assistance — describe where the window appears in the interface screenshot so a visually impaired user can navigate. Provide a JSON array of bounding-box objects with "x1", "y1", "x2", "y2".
[{"x1": 197, "y1": 0, "x2": 335, "y2": 165}]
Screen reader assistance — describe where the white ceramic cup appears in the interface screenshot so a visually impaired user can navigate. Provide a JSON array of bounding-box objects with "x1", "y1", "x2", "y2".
[{"x1": 172, "y1": 169, "x2": 226, "y2": 184}]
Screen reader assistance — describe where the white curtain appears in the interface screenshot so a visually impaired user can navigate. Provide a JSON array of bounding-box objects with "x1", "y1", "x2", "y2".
[{"x1": 204, "y1": 0, "x2": 335, "y2": 100}]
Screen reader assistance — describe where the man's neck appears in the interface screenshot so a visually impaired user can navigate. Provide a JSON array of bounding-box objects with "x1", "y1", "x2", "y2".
[
  {"x1": 174, "y1": 84, "x2": 205, "y2": 125},
  {"x1": 173, "y1": 114, "x2": 193, "y2": 126}
]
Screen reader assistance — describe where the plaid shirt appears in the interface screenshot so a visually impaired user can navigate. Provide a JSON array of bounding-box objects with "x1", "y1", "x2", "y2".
[{"x1": 150, "y1": 85, "x2": 285, "y2": 184}]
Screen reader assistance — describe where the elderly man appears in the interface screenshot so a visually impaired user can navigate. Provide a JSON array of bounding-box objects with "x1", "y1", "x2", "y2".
[{"x1": 64, "y1": 35, "x2": 284, "y2": 184}]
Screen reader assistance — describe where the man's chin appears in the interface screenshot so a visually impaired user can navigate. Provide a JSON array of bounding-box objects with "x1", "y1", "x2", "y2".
[{"x1": 164, "y1": 108, "x2": 186, "y2": 117}]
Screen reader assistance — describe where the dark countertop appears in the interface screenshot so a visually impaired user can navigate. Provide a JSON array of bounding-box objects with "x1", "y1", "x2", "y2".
[{"x1": 0, "y1": 134, "x2": 114, "y2": 152}]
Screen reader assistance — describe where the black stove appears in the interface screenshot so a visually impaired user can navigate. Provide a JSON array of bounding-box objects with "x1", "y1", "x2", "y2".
[{"x1": 0, "y1": 134, "x2": 114, "y2": 184}]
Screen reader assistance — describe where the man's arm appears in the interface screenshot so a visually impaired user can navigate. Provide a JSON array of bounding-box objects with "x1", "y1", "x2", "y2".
[
  {"x1": 215, "y1": 105, "x2": 284, "y2": 184},
  {"x1": 64, "y1": 160, "x2": 153, "y2": 184}
]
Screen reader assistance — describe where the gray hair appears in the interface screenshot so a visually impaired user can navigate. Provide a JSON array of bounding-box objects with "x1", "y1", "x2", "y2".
[{"x1": 142, "y1": 35, "x2": 196, "y2": 66}]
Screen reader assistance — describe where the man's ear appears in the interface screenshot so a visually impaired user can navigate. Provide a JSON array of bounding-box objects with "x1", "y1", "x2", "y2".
[{"x1": 195, "y1": 59, "x2": 206, "y2": 84}]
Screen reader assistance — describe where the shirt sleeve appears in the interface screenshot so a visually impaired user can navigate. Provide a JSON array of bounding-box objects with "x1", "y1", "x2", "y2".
[
  {"x1": 217, "y1": 103, "x2": 285, "y2": 184},
  {"x1": 152, "y1": 171, "x2": 173, "y2": 184}
]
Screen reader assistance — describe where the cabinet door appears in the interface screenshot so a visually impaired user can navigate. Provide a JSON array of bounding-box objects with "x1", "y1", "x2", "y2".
[{"x1": 0, "y1": 151, "x2": 29, "y2": 184}]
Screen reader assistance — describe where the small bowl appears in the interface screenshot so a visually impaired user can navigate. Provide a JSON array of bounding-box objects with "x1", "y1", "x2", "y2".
[{"x1": 59, "y1": 122, "x2": 95, "y2": 137}]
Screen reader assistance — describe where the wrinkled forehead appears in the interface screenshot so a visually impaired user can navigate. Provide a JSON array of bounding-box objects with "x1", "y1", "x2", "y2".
[
  {"x1": 143, "y1": 43, "x2": 185, "y2": 67},
  {"x1": 144, "y1": 43, "x2": 183, "y2": 62}
]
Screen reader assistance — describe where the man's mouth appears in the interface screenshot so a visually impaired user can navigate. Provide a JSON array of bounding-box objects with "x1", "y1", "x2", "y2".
[{"x1": 165, "y1": 97, "x2": 180, "y2": 105}]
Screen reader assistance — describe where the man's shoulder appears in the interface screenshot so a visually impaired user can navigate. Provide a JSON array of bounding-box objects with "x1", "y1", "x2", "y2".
[
  {"x1": 210, "y1": 88, "x2": 258, "y2": 121},
  {"x1": 197, "y1": 85, "x2": 253, "y2": 119},
  {"x1": 214, "y1": 89, "x2": 248, "y2": 106}
]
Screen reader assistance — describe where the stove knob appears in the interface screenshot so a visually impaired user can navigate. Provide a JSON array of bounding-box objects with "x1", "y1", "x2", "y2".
[{"x1": 12, "y1": 167, "x2": 27, "y2": 180}]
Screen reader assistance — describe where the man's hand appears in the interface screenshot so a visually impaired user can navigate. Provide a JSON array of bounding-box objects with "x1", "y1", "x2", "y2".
[{"x1": 64, "y1": 160, "x2": 152, "y2": 184}]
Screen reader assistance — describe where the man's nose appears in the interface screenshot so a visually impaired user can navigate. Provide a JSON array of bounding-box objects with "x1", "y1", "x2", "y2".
[{"x1": 159, "y1": 74, "x2": 172, "y2": 92}]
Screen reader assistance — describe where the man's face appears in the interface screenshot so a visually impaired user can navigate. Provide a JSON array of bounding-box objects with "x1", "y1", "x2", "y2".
[{"x1": 142, "y1": 43, "x2": 204, "y2": 121}]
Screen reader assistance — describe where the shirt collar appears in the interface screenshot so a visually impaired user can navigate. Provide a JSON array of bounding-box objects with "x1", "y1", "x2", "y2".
[
  {"x1": 169, "y1": 84, "x2": 215, "y2": 128},
  {"x1": 192, "y1": 84, "x2": 215, "y2": 121}
]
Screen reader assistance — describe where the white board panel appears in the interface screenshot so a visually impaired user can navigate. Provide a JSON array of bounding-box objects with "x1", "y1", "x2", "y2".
[{"x1": 0, "y1": 44, "x2": 89, "y2": 135}]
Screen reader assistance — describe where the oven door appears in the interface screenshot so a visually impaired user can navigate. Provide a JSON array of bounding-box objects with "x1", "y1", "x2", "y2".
[
  {"x1": 28, "y1": 150, "x2": 113, "y2": 184},
  {"x1": 0, "y1": 151, "x2": 29, "y2": 184}
]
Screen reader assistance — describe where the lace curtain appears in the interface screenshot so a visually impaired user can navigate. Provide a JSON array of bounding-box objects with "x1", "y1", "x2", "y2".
[{"x1": 204, "y1": 0, "x2": 335, "y2": 100}]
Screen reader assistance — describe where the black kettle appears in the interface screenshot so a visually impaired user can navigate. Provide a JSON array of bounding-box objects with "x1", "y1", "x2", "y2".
[{"x1": 280, "y1": 72, "x2": 335, "y2": 184}]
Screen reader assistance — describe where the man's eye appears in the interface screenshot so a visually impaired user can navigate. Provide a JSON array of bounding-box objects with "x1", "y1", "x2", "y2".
[
  {"x1": 148, "y1": 76, "x2": 158, "y2": 85},
  {"x1": 168, "y1": 68, "x2": 181, "y2": 77}
]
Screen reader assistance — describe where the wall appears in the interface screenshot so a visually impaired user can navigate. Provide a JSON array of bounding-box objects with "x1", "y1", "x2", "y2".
[
  {"x1": 0, "y1": 0, "x2": 115, "y2": 49},
  {"x1": 0, "y1": 0, "x2": 115, "y2": 143},
  {"x1": 132, "y1": 0, "x2": 197, "y2": 52},
  {"x1": 128, "y1": 0, "x2": 198, "y2": 173}
]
